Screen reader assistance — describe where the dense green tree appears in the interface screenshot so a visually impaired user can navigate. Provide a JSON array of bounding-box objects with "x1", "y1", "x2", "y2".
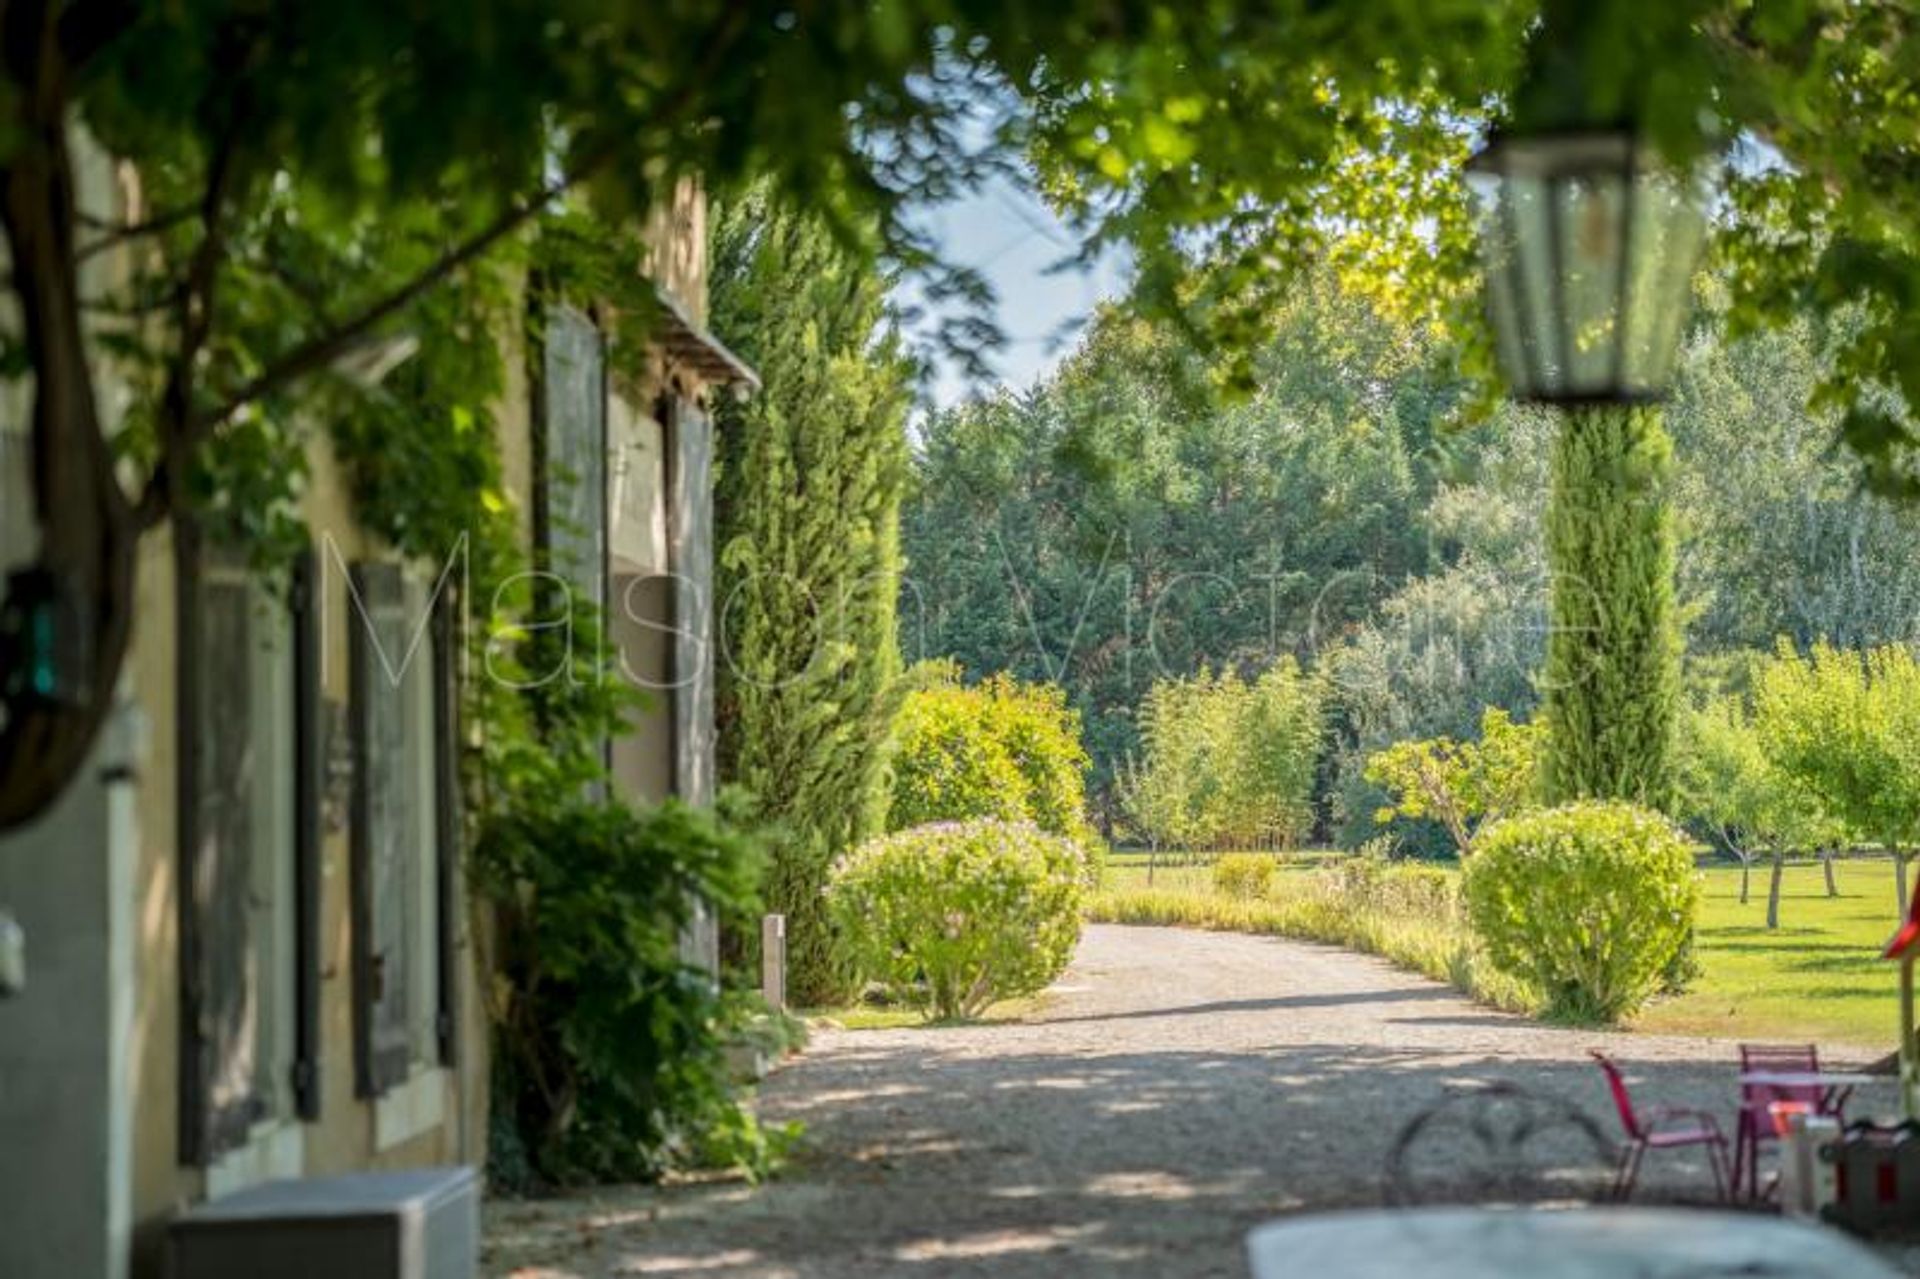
[
  {"x1": 22, "y1": 1, "x2": 1920, "y2": 830},
  {"x1": 1755, "y1": 642, "x2": 1920, "y2": 915},
  {"x1": 710, "y1": 190, "x2": 914, "y2": 1004},
  {"x1": 904, "y1": 278, "x2": 1462, "y2": 821},
  {"x1": 1540, "y1": 408, "x2": 1682, "y2": 811},
  {"x1": 909, "y1": 279, "x2": 1920, "y2": 859},
  {"x1": 1329, "y1": 406, "x2": 1554, "y2": 844},
  {"x1": 1670, "y1": 318, "x2": 1920, "y2": 653},
  {"x1": 0, "y1": 0, "x2": 1527, "y2": 826}
]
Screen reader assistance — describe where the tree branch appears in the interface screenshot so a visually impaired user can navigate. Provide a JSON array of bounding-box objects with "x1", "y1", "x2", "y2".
[
  {"x1": 75, "y1": 203, "x2": 196, "y2": 262},
  {"x1": 141, "y1": 101, "x2": 246, "y2": 531},
  {"x1": 126, "y1": 0, "x2": 750, "y2": 533},
  {"x1": 133, "y1": 144, "x2": 616, "y2": 529},
  {"x1": 260, "y1": 252, "x2": 340, "y2": 328},
  {"x1": 79, "y1": 288, "x2": 171, "y2": 319}
]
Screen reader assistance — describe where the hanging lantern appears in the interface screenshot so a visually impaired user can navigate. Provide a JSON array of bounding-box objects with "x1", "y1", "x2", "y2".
[{"x1": 1466, "y1": 128, "x2": 1713, "y2": 404}]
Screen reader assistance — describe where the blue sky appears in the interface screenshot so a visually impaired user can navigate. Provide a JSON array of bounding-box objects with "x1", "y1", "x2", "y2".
[{"x1": 899, "y1": 173, "x2": 1132, "y2": 409}]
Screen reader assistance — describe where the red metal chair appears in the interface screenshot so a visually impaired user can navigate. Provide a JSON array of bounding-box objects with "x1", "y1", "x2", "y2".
[
  {"x1": 1735, "y1": 1043, "x2": 1842, "y2": 1200},
  {"x1": 1591, "y1": 1050, "x2": 1731, "y2": 1201}
]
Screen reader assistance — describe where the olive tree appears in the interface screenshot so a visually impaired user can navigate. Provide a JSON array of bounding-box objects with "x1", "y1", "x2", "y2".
[
  {"x1": 1680, "y1": 693, "x2": 1845, "y2": 927},
  {"x1": 1755, "y1": 642, "x2": 1920, "y2": 915}
]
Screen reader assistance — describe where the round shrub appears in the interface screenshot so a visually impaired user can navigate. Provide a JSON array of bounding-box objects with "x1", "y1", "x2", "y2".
[
  {"x1": 1213, "y1": 852, "x2": 1275, "y2": 900},
  {"x1": 1463, "y1": 801, "x2": 1699, "y2": 1023},
  {"x1": 827, "y1": 819, "x2": 1084, "y2": 1020},
  {"x1": 889, "y1": 669, "x2": 1093, "y2": 843}
]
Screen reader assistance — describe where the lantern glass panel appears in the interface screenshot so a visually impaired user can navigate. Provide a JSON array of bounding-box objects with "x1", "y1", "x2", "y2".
[
  {"x1": 1482, "y1": 231, "x2": 1531, "y2": 391},
  {"x1": 1469, "y1": 129, "x2": 1712, "y2": 403},
  {"x1": 1508, "y1": 172, "x2": 1561, "y2": 397},
  {"x1": 1555, "y1": 169, "x2": 1629, "y2": 396},
  {"x1": 1468, "y1": 167, "x2": 1530, "y2": 389},
  {"x1": 1620, "y1": 170, "x2": 1709, "y2": 395}
]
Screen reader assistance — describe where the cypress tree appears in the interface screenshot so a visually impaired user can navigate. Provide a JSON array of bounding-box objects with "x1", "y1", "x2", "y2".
[
  {"x1": 709, "y1": 189, "x2": 914, "y2": 1004},
  {"x1": 1541, "y1": 405, "x2": 1681, "y2": 810}
]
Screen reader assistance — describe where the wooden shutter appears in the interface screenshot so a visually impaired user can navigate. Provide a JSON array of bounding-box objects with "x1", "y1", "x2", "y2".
[
  {"x1": 431, "y1": 590, "x2": 460, "y2": 1066},
  {"x1": 350, "y1": 561, "x2": 413, "y2": 1096},
  {"x1": 666, "y1": 397, "x2": 719, "y2": 973},
  {"x1": 177, "y1": 534, "x2": 265, "y2": 1163},
  {"x1": 539, "y1": 303, "x2": 608, "y2": 616},
  {"x1": 290, "y1": 547, "x2": 324, "y2": 1119},
  {"x1": 666, "y1": 395, "x2": 715, "y2": 806}
]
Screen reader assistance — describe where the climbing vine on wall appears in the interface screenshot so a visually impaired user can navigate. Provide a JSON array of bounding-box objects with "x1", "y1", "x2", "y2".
[{"x1": 202, "y1": 203, "x2": 789, "y2": 1188}]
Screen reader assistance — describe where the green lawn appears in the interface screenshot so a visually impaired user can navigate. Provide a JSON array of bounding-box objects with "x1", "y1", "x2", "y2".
[
  {"x1": 1636, "y1": 859, "x2": 1904, "y2": 1050},
  {"x1": 1096, "y1": 851, "x2": 1906, "y2": 1050}
]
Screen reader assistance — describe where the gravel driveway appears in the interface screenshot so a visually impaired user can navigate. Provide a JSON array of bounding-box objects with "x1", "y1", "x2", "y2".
[{"x1": 484, "y1": 924, "x2": 1904, "y2": 1278}]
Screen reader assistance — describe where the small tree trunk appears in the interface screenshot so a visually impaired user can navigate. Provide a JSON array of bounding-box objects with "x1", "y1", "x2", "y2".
[
  {"x1": 1897, "y1": 847, "x2": 1910, "y2": 918},
  {"x1": 1738, "y1": 852, "x2": 1751, "y2": 905},
  {"x1": 1767, "y1": 849, "x2": 1786, "y2": 931},
  {"x1": 1147, "y1": 840, "x2": 1157, "y2": 888},
  {"x1": 1823, "y1": 849, "x2": 1839, "y2": 898}
]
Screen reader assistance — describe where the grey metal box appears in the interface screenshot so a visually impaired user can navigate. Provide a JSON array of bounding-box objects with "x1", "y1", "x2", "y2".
[{"x1": 168, "y1": 1166, "x2": 478, "y2": 1279}]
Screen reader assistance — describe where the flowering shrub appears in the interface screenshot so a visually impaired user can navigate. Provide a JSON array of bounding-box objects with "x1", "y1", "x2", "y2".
[
  {"x1": 1212, "y1": 852, "x2": 1274, "y2": 900},
  {"x1": 827, "y1": 819, "x2": 1084, "y2": 1020},
  {"x1": 1463, "y1": 801, "x2": 1699, "y2": 1023}
]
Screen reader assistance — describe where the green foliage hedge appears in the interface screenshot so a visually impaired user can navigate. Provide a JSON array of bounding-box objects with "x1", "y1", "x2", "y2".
[
  {"x1": 827, "y1": 819, "x2": 1084, "y2": 1020},
  {"x1": 1321, "y1": 853, "x2": 1458, "y2": 921},
  {"x1": 1463, "y1": 801, "x2": 1699, "y2": 1023},
  {"x1": 889, "y1": 667, "x2": 1093, "y2": 843},
  {"x1": 480, "y1": 793, "x2": 792, "y2": 1188},
  {"x1": 1124, "y1": 660, "x2": 1325, "y2": 851}
]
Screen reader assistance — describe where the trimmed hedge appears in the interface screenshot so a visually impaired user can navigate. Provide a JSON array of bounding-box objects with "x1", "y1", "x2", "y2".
[
  {"x1": 827, "y1": 819, "x2": 1084, "y2": 1020},
  {"x1": 1463, "y1": 801, "x2": 1698, "y2": 1023}
]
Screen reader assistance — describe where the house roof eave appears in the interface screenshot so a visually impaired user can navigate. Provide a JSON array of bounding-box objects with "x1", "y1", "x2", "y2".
[{"x1": 653, "y1": 286, "x2": 760, "y2": 395}]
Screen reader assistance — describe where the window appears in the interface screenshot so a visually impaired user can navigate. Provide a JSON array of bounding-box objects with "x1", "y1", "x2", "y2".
[
  {"x1": 179, "y1": 541, "x2": 320, "y2": 1165},
  {"x1": 350, "y1": 563, "x2": 456, "y2": 1097}
]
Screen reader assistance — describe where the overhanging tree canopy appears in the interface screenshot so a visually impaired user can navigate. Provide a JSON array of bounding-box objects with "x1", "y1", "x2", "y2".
[
  {"x1": 0, "y1": 0, "x2": 1524, "y2": 830},
  {"x1": 9, "y1": 0, "x2": 1920, "y2": 829}
]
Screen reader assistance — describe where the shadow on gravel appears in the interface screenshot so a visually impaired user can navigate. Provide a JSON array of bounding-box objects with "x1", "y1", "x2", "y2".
[
  {"x1": 484, "y1": 1041, "x2": 1767, "y2": 1279},
  {"x1": 1038, "y1": 985, "x2": 1460, "y2": 1025}
]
